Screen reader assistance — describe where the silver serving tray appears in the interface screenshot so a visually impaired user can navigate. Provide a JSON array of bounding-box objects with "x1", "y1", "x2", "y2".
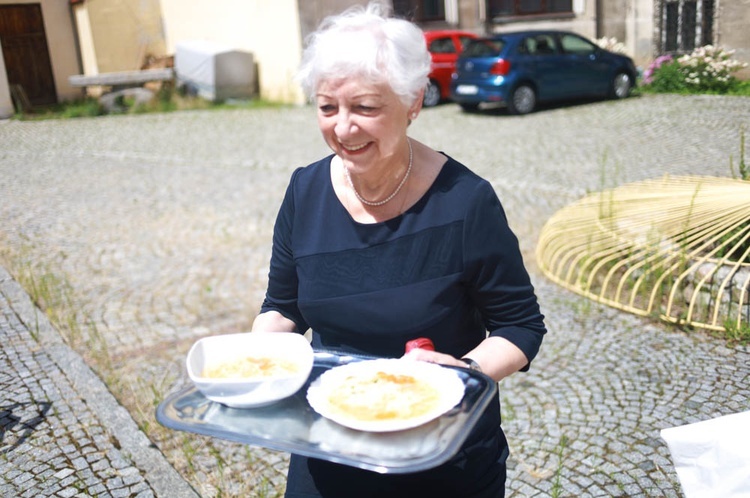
[{"x1": 156, "y1": 351, "x2": 497, "y2": 474}]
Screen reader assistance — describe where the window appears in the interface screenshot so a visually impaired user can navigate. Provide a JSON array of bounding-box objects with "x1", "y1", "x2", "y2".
[
  {"x1": 520, "y1": 34, "x2": 558, "y2": 55},
  {"x1": 429, "y1": 37, "x2": 456, "y2": 54},
  {"x1": 458, "y1": 36, "x2": 475, "y2": 51},
  {"x1": 463, "y1": 39, "x2": 505, "y2": 58},
  {"x1": 429, "y1": 36, "x2": 477, "y2": 55},
  {"x1": 489, "y1": 0, "x2": 572, "y2": 18},
  {"x1": 559, "y1": 34, "x2": 596, "y2": 56},
  {"x1": 661, "y1": 0, "x2": 714, "y2": 53},
  {"x1": 393, "y1": 0, "x2": 446, "y2": 22}
]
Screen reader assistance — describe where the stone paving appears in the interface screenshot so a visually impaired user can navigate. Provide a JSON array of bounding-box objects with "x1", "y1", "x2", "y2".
[
  {"x1": 0, "y1": 267, "x2": 197, "y2": 497},
  {"x1": 1, "y1": 93, "x2": 749, "y2": 497}
]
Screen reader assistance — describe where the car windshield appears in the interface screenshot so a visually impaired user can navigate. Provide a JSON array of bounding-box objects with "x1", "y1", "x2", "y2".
[{"x1": 462, "y1": 39, "x2": 505, "y2": 58}]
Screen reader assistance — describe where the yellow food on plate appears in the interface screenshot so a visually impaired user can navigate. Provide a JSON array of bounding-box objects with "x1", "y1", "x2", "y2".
[
  {"x1": 202, "y1": 356, "x2": 300, "y2": 379},
  {"x1": 327, "y1": 370, "x2": 441, "y2": 422},
  {"x1": 308, "y1": 359, "x2": 466, "y2": 432}
]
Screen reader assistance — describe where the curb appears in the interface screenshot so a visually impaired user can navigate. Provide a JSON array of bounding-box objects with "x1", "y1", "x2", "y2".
[{"x1": 0, "y1": 265, "x2": 198, "y2": 497}]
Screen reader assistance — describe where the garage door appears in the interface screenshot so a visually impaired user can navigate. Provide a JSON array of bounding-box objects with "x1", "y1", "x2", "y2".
[{"x1": 0, "y1": 3, "x2": 57, "y2": 106}]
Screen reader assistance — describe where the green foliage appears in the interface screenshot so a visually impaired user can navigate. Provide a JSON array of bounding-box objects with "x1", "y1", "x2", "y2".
[
  {"x1": 24, "y1": 97, "x2": 107, "y2": 119},
  {"x1": 730, "y1": 78, "x2": 750, "y2": 96},
  {"x1": 642, "y1": 45, "x2": 750, "y2": 95},
  {"x1": 551, "y1": 435, "x2": 569, "y2": 498},
  {"x1": 729, "y1": 126, "x2": 749, "y2": 181},
  {"x1": 14, "y1": 83, "x2": 285, "y2": 121},
  {"x1": 723, "y1": 319, "x2": 750, "y2": 345},
  {"x1": 644, "y1": 59, "x2": 691, "y2": 93},
  {"x1": 739, "y1": 126, "x2": 748, "y2": 180}
]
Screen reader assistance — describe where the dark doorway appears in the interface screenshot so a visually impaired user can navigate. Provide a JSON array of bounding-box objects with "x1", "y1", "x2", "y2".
[{"x1": 0, "y1": 3, "x2": 58, "y2": 106}]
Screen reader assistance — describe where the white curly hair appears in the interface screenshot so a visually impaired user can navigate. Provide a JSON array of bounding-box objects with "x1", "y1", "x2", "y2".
[{"x1": 297, "y1": 1, "x2": 430, "y2": 106}]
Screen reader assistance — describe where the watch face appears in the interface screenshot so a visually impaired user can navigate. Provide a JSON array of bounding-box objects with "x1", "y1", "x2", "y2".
[{"x1": 461, "y1": 358, "x2": 481, "y2": 371}]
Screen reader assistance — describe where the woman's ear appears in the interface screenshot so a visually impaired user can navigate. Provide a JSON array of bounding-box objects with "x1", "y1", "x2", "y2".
[{"x1": 409, "y1": 88, "x2": 425, "y2": 124}]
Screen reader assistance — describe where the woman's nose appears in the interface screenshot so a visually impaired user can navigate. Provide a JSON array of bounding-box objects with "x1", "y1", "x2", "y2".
[{"x1": 334, "y1": 112, "x2": 356, "y2": 137}]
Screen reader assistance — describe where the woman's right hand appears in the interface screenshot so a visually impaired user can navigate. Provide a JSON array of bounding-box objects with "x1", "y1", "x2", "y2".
[{"x1": 251, "y1": 311, "x2": 298, "y2": 333}]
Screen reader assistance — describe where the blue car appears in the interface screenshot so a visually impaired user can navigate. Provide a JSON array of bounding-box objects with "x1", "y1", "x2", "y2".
[{"x1": 450, "y1": 30, "x2": 637, "y2": 114}]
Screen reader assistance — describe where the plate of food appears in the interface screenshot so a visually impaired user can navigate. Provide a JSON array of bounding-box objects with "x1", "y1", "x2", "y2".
[
  {"x1": 186, "y1": 332, "x2": 314, "y2": 408},
  {"x1": 158, "y1": 351, "x2": 497, "y2": 473},
  {"x1": 306, "y1": 358, "x2": 465, "y2": 432}
]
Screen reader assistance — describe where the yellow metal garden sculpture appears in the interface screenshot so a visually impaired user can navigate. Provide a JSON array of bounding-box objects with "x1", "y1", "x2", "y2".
[{"x1": 537, "y1": 175, "x2": 750, "y2": 334}]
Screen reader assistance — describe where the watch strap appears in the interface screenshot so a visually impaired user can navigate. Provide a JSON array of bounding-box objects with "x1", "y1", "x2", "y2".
[{"x1": 460, "y1": 357, "x2": 482, "y2": 372}]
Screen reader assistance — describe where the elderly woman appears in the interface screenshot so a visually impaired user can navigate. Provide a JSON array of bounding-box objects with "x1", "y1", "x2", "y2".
[{"x1": 252, "y1": 3, "x2": 546, "y2": 497}]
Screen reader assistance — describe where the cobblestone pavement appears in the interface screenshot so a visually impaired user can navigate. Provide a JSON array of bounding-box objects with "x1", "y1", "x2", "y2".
[
  {"x1": 1, "y1": 93, "x2": 749, "y2": 497},
  {"x1": 0, "y1": 267, "x2": 197, "y2": 497}
]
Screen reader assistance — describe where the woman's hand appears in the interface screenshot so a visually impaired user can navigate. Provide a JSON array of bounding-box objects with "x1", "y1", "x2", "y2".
[
  {"x1": 251, "y1": 311, "x2": 298, "y2": 333},
  {"x1": 402, "y1": 347, "x2": 467, "y2": 369},
  {"x1": 402, "y1": 336, "x2": 529, "y2": 383}
]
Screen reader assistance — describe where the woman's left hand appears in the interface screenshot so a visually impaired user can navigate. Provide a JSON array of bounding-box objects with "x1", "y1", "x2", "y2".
[
  {"x1": 401, "y1": 336, "x2": 530, "y2": 382},
  {"x1": 402, "y1": 347, "x2": 466, "y2": 369}
]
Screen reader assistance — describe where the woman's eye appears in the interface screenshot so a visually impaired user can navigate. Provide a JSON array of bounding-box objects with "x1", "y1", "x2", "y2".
[
  {"x1": 357, "y1": 105, "x2": 377, "y2": 113},
  {"x1": 318, "y1": 104, "x2": 336, "y2": 114}
]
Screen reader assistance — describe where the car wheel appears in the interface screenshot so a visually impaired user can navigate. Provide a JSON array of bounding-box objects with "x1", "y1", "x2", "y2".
[
  {"x1": 507, "y1": 84, "x2": 536, "y2": 115},
  {"x1": 459, "y1": 103, "x2": 480, "y2": 112},
  {"x1": 423, "y1": 81, "x2": 441, "y2": 107},
  {"x1": 610, "y1": 72, "x2": 632, "y2": 99}
]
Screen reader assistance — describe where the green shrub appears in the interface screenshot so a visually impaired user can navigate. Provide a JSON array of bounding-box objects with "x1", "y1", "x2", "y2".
[
  {"x1": 680, "y1": 45, "x2": 747, "y2": 92},
  {"x1": 644, "y1": 57, "x2": 689, "y2": 93},
  {"x1": 642, "y1": 45, "x2": 749, "y2": 95},
  {"x1": 729, "y1": 78, "x2": 750, "y2": 96}
]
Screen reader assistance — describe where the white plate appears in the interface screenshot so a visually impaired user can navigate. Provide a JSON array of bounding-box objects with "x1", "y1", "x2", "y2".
[
  {"x1": 186, "y1": 332, "x2": 313, "y2": 408},
  {"x1": 455, "y1": 84, "x2": 479, "y2": 95},
  {"x1": 306, "y1": 359, "x2": 465, "y2": 432}
]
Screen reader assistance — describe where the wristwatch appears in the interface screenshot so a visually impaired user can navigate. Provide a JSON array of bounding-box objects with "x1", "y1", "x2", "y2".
[{"x1": 460, "y1": 357, "x2": 482, "y2": 372}]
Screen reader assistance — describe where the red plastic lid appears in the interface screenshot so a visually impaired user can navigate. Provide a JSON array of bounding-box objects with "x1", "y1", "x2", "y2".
[{"x1": 405, "y1": 337, "x2": 435, "y2": 353}]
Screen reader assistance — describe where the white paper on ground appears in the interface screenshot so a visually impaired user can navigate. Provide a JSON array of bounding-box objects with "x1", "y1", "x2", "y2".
[{"x1": 661, "y1": 410, "x2": 750, "y2": 498}]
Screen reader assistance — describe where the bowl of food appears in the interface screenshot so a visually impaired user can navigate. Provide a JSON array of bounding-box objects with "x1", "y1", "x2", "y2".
[{"x1": 186, "y1": 332, "x2": 314, "y2": 408}]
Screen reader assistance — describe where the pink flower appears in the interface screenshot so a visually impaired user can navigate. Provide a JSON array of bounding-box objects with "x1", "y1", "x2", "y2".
[{"x1": 643, "y1": 54, "x2": 674, "y2": 84}]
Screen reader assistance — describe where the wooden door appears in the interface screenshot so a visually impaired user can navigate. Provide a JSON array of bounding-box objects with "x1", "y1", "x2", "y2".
[{"x1": 0, "y1": 4, "x2": 57, "y2": 106}]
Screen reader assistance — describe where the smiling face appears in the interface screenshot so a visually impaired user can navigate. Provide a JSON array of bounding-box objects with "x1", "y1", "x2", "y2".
[{"x1": 316, "y1": 77, "x2": 421, "y2": 179}]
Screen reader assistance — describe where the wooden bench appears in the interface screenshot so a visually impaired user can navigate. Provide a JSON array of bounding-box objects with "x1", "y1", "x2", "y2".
[
  {"x1": 69, "y1": 68, "x2": 174, "y2": 111},
  {"x1": 68, "y1": 68, "x2": 174, "y2": 90}
]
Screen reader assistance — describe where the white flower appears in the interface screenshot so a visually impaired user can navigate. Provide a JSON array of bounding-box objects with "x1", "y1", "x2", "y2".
[{"x1": 595, "y1": 36, "x2": 627, "y2": 54}]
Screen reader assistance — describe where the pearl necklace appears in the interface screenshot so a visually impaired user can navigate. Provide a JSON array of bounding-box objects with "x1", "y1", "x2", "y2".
[{"x1": 344, "y1": 138, "x2": 413, "y2": 207}]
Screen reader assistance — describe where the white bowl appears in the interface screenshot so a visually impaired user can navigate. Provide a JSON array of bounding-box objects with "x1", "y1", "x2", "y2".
[{"x1": 186, "y1": 332, "x2": 314, "y2": 408}]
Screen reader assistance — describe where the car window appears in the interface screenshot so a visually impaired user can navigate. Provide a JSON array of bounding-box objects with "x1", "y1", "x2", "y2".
[
  {"x1": 429, "y1": 37, "x2": 456, "y2": 54},
  {"x1": 560, "y1": 34, "x2": 596, "y2": 56},
  {"x1": 521, "y1": 35, "x2": 558, "y2": 55},
  {"x1": 462, "y1": 39, "x2": 504, "y2": 58},
  {"x1": 458, "y1": 35, "x2": 475, "y2": 51}
]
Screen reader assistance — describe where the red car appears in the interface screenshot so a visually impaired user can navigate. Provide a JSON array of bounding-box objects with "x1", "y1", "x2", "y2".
[{"x1": 423, "y1": 30, "x2": 479, "y2": 107}]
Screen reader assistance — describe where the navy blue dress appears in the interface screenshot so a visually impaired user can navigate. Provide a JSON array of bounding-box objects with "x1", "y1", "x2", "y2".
[{"x1": 261, "y1": 154, "x2": 546, "y2": 497}]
